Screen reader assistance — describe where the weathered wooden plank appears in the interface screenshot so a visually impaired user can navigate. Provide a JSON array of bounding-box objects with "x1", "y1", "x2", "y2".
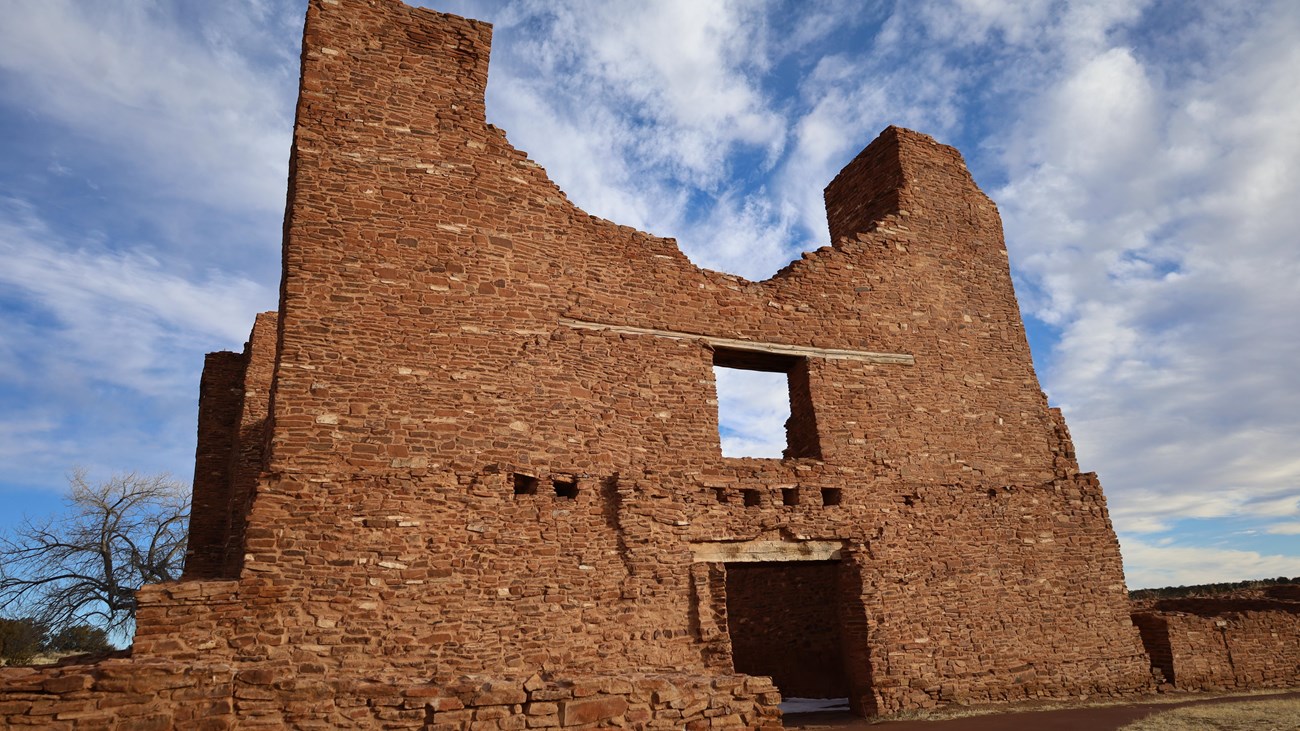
[
  {"x1": 558, "y1": 318, "x2": 915, "y2": 365},
  {"x1": 689, "y1": 540, "x2": 844, "y2": 563}
]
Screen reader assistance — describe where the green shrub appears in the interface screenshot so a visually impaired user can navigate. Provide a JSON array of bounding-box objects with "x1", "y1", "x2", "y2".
[
  {"x1": 0, "y1": 617, "x2": 47, "y2": 665},
  {"x1": 46, "y1": 624, "x2": 112, "y2": 654}
]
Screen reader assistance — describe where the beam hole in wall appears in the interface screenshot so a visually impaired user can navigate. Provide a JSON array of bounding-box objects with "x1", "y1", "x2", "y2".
[
  {"x1": 743, "y1": 489, "x2": 762, "y2": 507},
  {"x1": 513, "y1": 473, "x2": 538, "y2": 496},
  {"x1": 782, "y1": 488, "x2": 800, "y2": 506},
  {"x1": 821, "y1": 488, "x2": 842, "y2": 507},
  {"x1": 712, "y1": 348, "x2": 820, "y2": 459},
  {"x1": 553, "y1": 477, "x2": 578, "y2": 499}
]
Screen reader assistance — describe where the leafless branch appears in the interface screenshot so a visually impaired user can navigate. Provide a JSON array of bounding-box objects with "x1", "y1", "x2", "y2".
[{"x1": 0, "y1": 469, "x2": 189, "y2": 638}]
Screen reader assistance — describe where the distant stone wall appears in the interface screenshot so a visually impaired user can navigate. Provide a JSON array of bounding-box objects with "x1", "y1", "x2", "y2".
[
  {"x1": 184, "y1": 350, "x2": 245, "y2": 580},
  {"x1": 1133, "y1": 598, "x2": 1300, "y2": 691},
  {"x1": 183, "y1": 311, "x2": 276, "y2": 581}
]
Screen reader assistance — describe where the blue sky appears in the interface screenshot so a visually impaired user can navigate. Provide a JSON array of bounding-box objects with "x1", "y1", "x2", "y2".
[{"x1": 1, "y1": 0, "x2": 1297, "y2": 589}]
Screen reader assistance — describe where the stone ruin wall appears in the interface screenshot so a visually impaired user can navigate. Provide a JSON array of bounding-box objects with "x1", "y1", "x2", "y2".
[
  {"x1": 17, "y1": 0, "x2": 1298, "y2": 727},
  {"x1": 149, "y1": 0, "x2": 1153, "y2": 710},
  {"x1": 1132, "y1": 588, "x2": 1300, "y2": 692},
  {"x1": 183, "y1": 311, "x2": 277, "y2": 583}
]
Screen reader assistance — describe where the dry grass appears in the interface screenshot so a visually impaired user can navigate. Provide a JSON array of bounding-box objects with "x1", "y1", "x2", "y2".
[
  {"x1": 870, "y1": 689, "x2": 1297, "y2": 724},
  {"x1": 1118, "y1": 697, "x2": 1300, "y2": 730},
  {"x1": 0, "y1": 651, "x2": 98, "y2": 667}
]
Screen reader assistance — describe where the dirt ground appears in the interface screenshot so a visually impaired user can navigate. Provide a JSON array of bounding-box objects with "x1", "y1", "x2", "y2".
[{"x1": 782, "y1": 690, "x2": 1300, "y2": 730}]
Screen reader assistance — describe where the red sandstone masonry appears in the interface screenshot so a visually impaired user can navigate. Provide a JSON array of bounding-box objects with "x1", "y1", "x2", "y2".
[
  {"x1": 0, "y1": 658, "x2": 234, "y2": 730},
  {"x1": 185, "y1": 352, "x2": 246, "y2": 579},
  {"x1": 0, "y1": 660, "x2": 777, "y2": 730},
  {"x1": 188, "y1": 0, "x2": 1145, "y2": 704},
  {"x1": 1132, "y1": 593, "x2": 1300, "y2": 691},
  {"x1": 0, "y1": 0, "x2": 1190, "y2": 727},
  {"x1": 185, "y1": 312, "x2": 278, "y2": 581}
]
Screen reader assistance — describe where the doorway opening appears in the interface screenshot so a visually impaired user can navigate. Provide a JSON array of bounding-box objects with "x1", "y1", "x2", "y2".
[{"x1": 725, "y1": 561, "x2": 849, "y2": 711}]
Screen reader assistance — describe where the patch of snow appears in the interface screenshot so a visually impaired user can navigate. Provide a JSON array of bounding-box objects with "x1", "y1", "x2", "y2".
[{"x1": 779, "y1": 697, "x2": 850, "y2": 714}]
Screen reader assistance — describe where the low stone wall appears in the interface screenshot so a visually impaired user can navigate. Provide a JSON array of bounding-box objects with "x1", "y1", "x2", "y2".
[
  {"x1": 0, "y1": 661, "x2": 781, "y2": 730},
  {"x1": 0, "y1": 658, "x2": 234, "y2": 729},
  {"x1": 131, "y1": 580, "x2": 244, "y2": 661},
  {"x1": 1132, "y1": 608, "x2": 1300, "y2": 690}
]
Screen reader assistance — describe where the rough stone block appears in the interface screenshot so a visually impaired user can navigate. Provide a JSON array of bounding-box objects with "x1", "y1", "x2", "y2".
[{"x1": 559, "y1": 697, "x2": 629, "y2": 726}]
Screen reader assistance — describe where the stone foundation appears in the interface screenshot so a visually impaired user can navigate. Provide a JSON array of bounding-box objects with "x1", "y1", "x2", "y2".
[{"x1": 0, "y1": 662, "x2": 778, "y2": 731}]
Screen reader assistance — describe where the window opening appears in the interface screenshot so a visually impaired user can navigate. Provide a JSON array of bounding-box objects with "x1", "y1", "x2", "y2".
[
  {"x1": 781, "y1": 488, "x2": 800, "y2": 506},
  {"x1": 712, "y1": 348, "x2": 820, "y2": 459},
  {"x1": 513, "y1": 473, "x2": 538, "y2": 496},
  {"x1": 742, "y1": 489, "x2": 762, "y2": 507},
  {"x1": 821, "y1": 488, "x2": 842, "y2": 507}
]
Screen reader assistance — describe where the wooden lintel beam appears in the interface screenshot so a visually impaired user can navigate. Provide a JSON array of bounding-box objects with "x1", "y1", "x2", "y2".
[
  {"x1": 558, "y1": 318, "x2": 914, "y2": 366},
  {"x1": 689, "y1": 540, "x2": 844, "y2": 563}
]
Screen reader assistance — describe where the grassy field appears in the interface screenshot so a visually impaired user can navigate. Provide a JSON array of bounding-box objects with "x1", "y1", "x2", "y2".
[
  {"x1": 1118, "y1": 696, "x2": 1300, "y2": 730},
  {"x1": 872, "y1": 689, "x2": 1300, "y2": 725}
]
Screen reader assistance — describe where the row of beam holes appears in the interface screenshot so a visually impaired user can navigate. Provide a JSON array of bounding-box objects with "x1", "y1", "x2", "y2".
[
  {"x1": 713, "y1": 487, "x2": 842, "y2": 507},
  {"x1": 513, "y1": 473, "x2": 578, "y2": 499}
]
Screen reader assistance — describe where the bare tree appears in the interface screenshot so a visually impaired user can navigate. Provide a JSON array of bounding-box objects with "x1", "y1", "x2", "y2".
[{"x1": 0, "y1": 470, "x2": 189, "y2": 639}]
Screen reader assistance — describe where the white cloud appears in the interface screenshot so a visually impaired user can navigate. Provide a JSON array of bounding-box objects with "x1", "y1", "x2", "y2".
[
  {"x1": 0, "y1": 0, "x2": 297, "y2": 217},
  {"x1": 1267, "y1": 523, "x2": 1300, "y2": 536},
  {"x1": 0, "y1": 412, "x2": 68, "y2": 469},
  {"x1": 684, "y1": 193, "x2": 800, "y2": 281},
  {"x1": 484, "y1": 0, "x2": 783, "y2": 187},
  {"x1": 486, "y1": 76, "x2": 691, "y2": 236},
  {"x1": 913, "y1": 0, "x2": 1054, "y2": 47},
  {"x1": 1121, "y1": 537, "x2": 1300, "y2": 589},
  {"x1": 0, "y1": 199, "x2": 271, "y2": 397},
  {"x1": 1039, "y1": 48, "x2": 1159, "y2": 181},
  {"x1": 1113, "y1": 515, "x2": 1172, "y2": 535},
  {"x1": 996, "y1": 0, "x2": 1300, "y2": 542},
  {"x1": 470, "y1": 0, "x2": 811, "y2": 277},
  {"x1": 715, "y1": 367, "x2": 790, "y2": 459}
]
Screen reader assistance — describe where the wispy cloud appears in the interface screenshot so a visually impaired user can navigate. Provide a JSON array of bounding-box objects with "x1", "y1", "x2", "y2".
[
  {"x1": 1121, "y1": 537, "x2": 1300, "y2": 588},
  {"x1": 0, "y1": 2, "x2": 293, "y2": 495},
  {"x1": 0, "y1": 196, "x2": 271, "y2": 492},
  {"x1": 0, "y1": 199, "x2": 270, "y2": 397},
  {"x1": 471, "y1": 0, "x2": 799, "y2": 278},
  {"x1": 998, "y1": 0, "x2": 1300, "y2": 535},
  {"x1": 0, "y1": 1, "x2": 299, "y2": 218}
]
